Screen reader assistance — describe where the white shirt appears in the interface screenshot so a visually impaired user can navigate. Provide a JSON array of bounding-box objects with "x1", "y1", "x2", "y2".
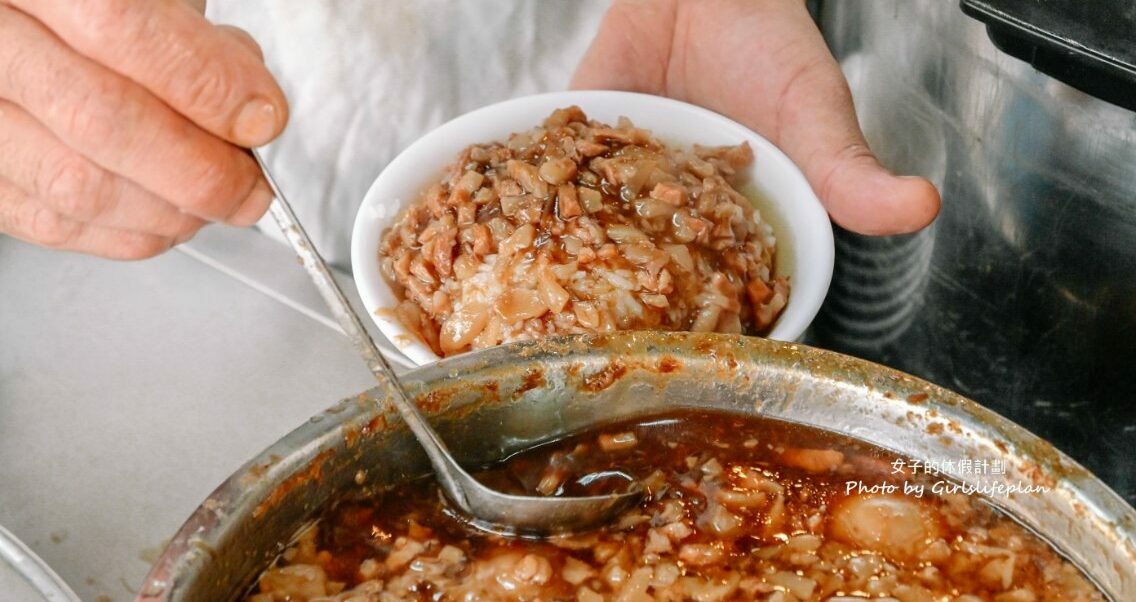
[{"x1": 206, "y1": 0, "x2": 610, "y2": 267}]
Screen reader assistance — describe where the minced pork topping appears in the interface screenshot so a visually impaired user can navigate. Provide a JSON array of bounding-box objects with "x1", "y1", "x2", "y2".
[{"x1": 379, "y1": 107, "x2": 788, "y2": 356}]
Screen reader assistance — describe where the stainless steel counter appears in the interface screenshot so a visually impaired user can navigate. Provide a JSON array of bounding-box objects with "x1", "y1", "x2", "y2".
[
  {"x1": 0, "y1": 227, "x2": 409, "y2": 601},
  {"x1": 810, "y1": 0, "x2": 1136, "y2": 507}
]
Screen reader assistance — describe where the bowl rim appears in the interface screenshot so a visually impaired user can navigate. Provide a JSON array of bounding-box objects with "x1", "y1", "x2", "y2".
[{"x1": 351, "y1": 90, "x2": 835, "y2": 365}]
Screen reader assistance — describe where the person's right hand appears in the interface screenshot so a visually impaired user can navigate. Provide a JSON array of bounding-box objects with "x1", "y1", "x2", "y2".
[
  {"x1": 573, "y1": 0, "x2": 940, "y2": 236},
  {"x1": 0, "y1": 0, "x2": 288, "y2": 259}
]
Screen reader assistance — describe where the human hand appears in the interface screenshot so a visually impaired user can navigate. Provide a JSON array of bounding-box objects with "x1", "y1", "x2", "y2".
[
  {"x1": 0, "y1": 0, "x2": 287, "y2": 259},
  {"x1": 572, "y1": 0, "x2": 940, "y2": 235}
]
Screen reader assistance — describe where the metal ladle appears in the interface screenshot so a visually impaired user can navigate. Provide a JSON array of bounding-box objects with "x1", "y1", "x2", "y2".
[{"x1": 252, "y1": 151, "x2": 642, "y2": 535}]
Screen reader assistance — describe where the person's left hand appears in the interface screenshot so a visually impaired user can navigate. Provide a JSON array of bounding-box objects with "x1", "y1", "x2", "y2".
[{"x1": 572, "y1": 0, "x2": 940, "y2": 236}]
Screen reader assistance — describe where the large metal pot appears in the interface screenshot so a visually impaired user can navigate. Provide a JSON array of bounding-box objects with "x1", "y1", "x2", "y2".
[
  {"x1": 138, "y1": 333, "x2": 1136, "y2": 601},
  {"x1": 810, "y1": 0, "x2": 1136, "y2": 504}
]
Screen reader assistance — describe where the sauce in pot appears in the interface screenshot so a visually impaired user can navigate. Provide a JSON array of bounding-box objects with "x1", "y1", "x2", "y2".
[{"x1": 248, "y1": 410, "x2": 1103, "y2": 601}]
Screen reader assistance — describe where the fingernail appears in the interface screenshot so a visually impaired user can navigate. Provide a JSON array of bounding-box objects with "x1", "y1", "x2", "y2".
[
  {"x1": 230, "y1": 177, "x2": 274, "y2": 226},
  {"x1": 233, "y1": 97, "x2": 280, "y2": 147}
]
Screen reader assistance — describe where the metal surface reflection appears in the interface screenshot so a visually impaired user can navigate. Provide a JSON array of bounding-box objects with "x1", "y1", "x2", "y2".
[{"x1": 812, "y1": 0, "x2": 1136, "y2": 505}]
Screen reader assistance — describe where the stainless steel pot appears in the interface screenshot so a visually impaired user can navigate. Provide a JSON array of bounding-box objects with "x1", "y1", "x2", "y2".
[
  {"x1": 138, "y1": 332, "x2": 1136, "y2": 601},
  {"x1": 810, "y1": 0, "x2": 1136, "y2": 504}
]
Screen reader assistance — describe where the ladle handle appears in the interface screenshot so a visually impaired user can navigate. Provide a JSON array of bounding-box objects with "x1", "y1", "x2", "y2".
[{"x1": 252, "y1": 150, "x2": 469, "y2": 506}]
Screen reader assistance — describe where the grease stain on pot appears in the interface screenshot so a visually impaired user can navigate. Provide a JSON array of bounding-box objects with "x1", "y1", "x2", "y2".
[{"x1": 254, "y1": 449, "x2": 335, "y2": 519}]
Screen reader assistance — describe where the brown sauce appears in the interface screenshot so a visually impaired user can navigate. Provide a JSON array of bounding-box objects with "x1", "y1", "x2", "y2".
[{"x1": 247, "y1": 410, "x2": 1104, "y2": 601}]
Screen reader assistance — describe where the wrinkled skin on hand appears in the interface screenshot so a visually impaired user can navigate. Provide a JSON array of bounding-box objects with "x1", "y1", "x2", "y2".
[
  {"x1": 0, "y1": 0, "x2": 287, "y2": 259},
  {"x1": 573, "y1": 0, "x2": 941, "y2": 235}
]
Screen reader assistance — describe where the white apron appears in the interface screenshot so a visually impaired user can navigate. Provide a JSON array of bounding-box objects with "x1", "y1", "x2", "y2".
[{"x1": 206, "y1": 0, "x2": 610, "y2": 267}]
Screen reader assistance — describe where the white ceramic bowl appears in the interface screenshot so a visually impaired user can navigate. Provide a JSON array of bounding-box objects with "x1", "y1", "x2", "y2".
[{"x1": 352, "y1": 91, "x2": 834, "y2": 366}]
